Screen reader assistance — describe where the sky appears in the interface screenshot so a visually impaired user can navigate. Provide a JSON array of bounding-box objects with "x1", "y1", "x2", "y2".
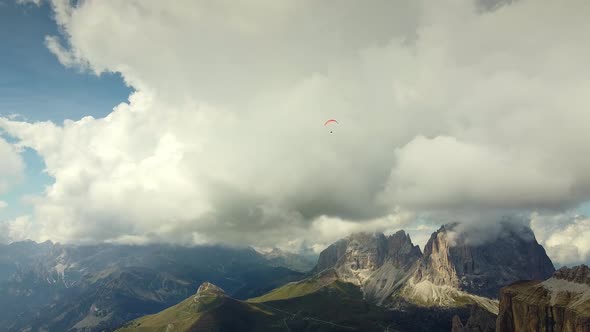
[
  {"x1": 1, "y1": 0, "x2": 590, "y2": 267},
  {"x1": 0, "y1": 0, "x2": 131, "y2": 220}
]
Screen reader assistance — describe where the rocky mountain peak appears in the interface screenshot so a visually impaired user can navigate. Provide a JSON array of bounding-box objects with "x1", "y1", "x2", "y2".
[
  {"x1": 195, "y1": 282, "x2": 226, "y2": 297},
  {"x1": 386, "y1": 230, "x2": 423, "y2": 267},
  {"x1": 553, "y1": 264, "x2": 590, "y2": 285},
  {"x1": 415, "y1": 225, "x2": 461, "y2": 288},
  {"x1": 413, "y1": 222, "x2": 555, "y2": 298},
  {"x1": 309, "y1": 222, "x2": 555, "y2": 309},
  {"x1": 313, "y1": 230, "x2": 422, "y2": 276},
  {"x1": 343, "y1": 232, "x2": 388, "y2": 271},
  {"x1": 313, "y1": 232, "x2": 379, "y2": 275},
  {"x1": 310, "y1": 230, "x2": 423, "y2": 303}
]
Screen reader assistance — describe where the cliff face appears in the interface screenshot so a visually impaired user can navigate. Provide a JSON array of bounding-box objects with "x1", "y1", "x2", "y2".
[
  {"x1": 313, "y1": 231, "x2": 422, "y2": 278},
  {"x1": 414, "y1": 224, "x2": 461, "y2": 289},
  {"x1": 313, "y1": 231, "x2": 422, "y2": 273},
  {"x1": 412, "y1": 223, "x2": 555, "y2": 299},
  {"x1": 496, "y1": 265, "x2": 590, "y2": 332},
  {"x1": 313, "y1": 222, "x2": 553, "y2": 311},
  {"x1": 312, "y1": 231, "x2": 422, "y2": 304},
  {"x1": 362, "y1": 231, "x2": 423, "y2": 304},
  {"x1": 331, "y1": 232, "x2": 390, "y2": 284}
]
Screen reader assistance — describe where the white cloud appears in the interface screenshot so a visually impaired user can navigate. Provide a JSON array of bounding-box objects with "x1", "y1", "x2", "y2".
[
  {"x1": 0, "y1": 215, "x2": 36, "y2": 244},
  {"x1": 16, "y1": 0, "x2": 41, "y2": 6},
  {"x1": 7, "y1": 216, "x2": 35, "y2": 242},
  {"x1": 6, "y1": 113, "x2": 27, "y2": 121},
  {"x1": 0, "y1": 137, "x2": 24, "y2": 194},
  {"x1": 44, "y1": 36, "x2": 77, "y2": 68},
  {"x1": 0, "y1": 201, "x2": 7, "y2": 209},
  {"x1": 531, "y1": 212, "x2": 590, "y2": 266},
  {"x1": 2, "y1": 0, "x2": 590, "y2": 264},
  {"x1": 382, "y1": 136, "x2": 574, "y2": 211}
]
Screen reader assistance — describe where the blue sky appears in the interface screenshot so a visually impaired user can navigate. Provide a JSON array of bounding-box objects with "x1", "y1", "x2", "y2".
[{"x1": 0, "y1": 0, "x2": 131, "y2": 219}]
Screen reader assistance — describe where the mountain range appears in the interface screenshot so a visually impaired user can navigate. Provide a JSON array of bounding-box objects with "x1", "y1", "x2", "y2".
[
  {"x1": 259, "y1": 247, "x2": 317, "y2": 273},
  {"x1": 116, "y1": 222, "x2": 562, "y2": 332},
  {"x1": 3, "y1": 221, "x2": 587, "y2": 331},
  {"x1": 0, "y1": 241, "x2": 303, "y2": 331}
]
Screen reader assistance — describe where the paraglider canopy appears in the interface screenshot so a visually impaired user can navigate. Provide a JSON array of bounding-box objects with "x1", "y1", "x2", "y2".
[{"x1": 324, "y1": 119, "x2": 338, "y2": 133}]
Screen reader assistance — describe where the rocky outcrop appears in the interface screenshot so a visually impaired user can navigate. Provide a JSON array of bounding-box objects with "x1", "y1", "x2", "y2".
[
  {"x1": 306, "y1": 221, "x2": 557, "y2": 323},
  {"x1": 496, "y1": 265, "x2": 590, "y2": 332},
  {"x1": 553, "y1": 265, "x2": 590, "y2": 285},
  {"x1": 411, "y1": 223, "x2": 555, "y2": 299},
  {"x1": 311, "y1": 222, "x2": 553, "y2": 310},
  {"x1": 312, "y1": 231, "x2": 422, "y2": 304},
  {"x1": 330, "y1": 232, "x2": 390, "y2": 284},
  {"x1": 315, "y1": 232, "x2": 383, "y2": 279},
  {"x1": 195, "y1": 282, "x2": 226, "y2": 298},
  {"x1": 313, "y1": 238, "x2": 351, "y2": 274},
  {"x1": 0, "y1": 241, "x2": 303, "y2": 332},
  {"x1": 313, "y1": 231, "x2": 422, "y2": 277},
  {"x1": 387, "y1": 230, "x2": 425, "y2": 268}
]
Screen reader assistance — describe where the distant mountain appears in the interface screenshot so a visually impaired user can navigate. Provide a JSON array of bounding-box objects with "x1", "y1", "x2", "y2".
[
  {"x1": 312, "y1": 230, "x2": 422, "y2": 304},
  {"x1": 117, "y1": 279, "x2": 392, "y2": 332},
  {"x1": 247, "y1": 222, "x2": 554, "y2": 330},
  {"x1": 0, "y1": 241, "x2": 303, "y2": 332},
  {"x1": 124, "y1": 222, "x2": 557, "y2": 331},
  {"x1": 252, "y1": 228, "x2": 495, "y2": 330},
  {"x1": 120, "y1": 277, "x2": 466, "y2": 332},
  {"x1": 7, "y1": 221, "x2": 560, "y2": 331},
  {"x1": 117, "y1": 282, "x2": 287, "y2": 332},
  {"x1": 401, "y1": 222, "x2": 555, "y2": 309},
  {"x1": 307, "y1": 223, "x2": 554, "y2": 311},
  {"x1": 259, "y1": 247, "x2": 317, "y2": 273},
  {"x1": 497, "y1": 264, "x2": 590, "y2": 332},
  {"x1": 408, "y1": 223, "x2": 555, "y2": 298}
]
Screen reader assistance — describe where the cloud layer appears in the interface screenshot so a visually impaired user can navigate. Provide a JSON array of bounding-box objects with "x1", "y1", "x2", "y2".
[
  {"x1": 0, "y1": 137, "x2": 24, "y2": 195},
  {"x1": 2, "y1": 0, "x2": 590, "y2": 263},
  {"x1": 531, "y1": 212, "x2": 590, "y2": 266}
]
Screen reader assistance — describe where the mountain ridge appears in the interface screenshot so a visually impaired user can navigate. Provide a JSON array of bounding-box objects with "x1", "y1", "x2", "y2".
[
  {"x1": 3, "y1": 221, "x2": 561, "y2": 331},
  {"x1": 407, "y1": 222, "x2": 554, "y2": 296},
  {"x1": 0, "y1": 241, "x2": 305, "y2": 332},
  {"x1": 114, "y1": 221, "x2": 559, "y2": 332},
  {"x1": 307, "y1": 222, "x2": 554, "y2": 309}
]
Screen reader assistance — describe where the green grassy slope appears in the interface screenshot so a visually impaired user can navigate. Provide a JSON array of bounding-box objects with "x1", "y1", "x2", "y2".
[
  {"x1": 117, "y1": 290, "x2": 284, "y2": 332},
  {"x1": 118, "y1": 275, "x2": 479, "y2": 332},
  {"x1": 249, "y1": 271, "x2": 336, "y2": 303},
  {"x1": 116, "y1": 276, "x2": 389, "y2": 332}
]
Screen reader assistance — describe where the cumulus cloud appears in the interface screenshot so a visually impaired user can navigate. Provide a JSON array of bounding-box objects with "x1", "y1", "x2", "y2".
[
  {"x1": 0, "y1": 137, "x2": 24, "y2": 194},
  {"x1": 0, "y1": 201, "x2": 7, "y2": 209},
  {"x1": 531, "y1": 212, "x2": 590, "y2": 266},
  {"x1": 382, "y1": 136, "x2": 574, "y2": 211},
  {"x1": 44, "y1": 36, "x2": 78, "y2": 68},
  {"x1": 2, "y1": 0, "x2": 590, "y2": 262},
  {"x1": 4, "y1": 216, "x2": 35, "y2": 242}
]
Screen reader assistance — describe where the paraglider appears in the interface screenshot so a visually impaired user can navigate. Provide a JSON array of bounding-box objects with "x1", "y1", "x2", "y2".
[{"x1": 324, "y1": 119, "x2": 338, "y2": 133}]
